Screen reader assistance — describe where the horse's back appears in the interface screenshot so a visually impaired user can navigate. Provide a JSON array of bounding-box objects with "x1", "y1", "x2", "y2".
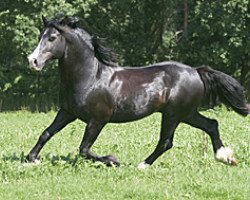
[{"x1": 109, "y1": 61, "x2": 204, "y2": 122}]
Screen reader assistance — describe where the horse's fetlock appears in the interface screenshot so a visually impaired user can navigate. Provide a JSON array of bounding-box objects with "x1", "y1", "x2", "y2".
[{"x1": 79, "y1": 147, "x2": 88, "y2": 155}]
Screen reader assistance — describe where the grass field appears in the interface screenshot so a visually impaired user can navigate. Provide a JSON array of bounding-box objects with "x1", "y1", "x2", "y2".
[{"x1": 0, "y1": 108, "x2": 249, "y2": 199}]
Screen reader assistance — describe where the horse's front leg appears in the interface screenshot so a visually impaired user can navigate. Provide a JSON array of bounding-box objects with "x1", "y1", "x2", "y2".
[
  {"x1": 79, "y1": 120, "x2": 120, "y2": 166},
  {"x1": 26, "y1": 109, "x2": 76, "y2": 163}
]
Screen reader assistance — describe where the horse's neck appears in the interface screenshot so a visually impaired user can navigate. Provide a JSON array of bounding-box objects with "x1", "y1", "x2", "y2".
[{"x1": 59, "y1": 55, "x2": 99, "y2": 89}]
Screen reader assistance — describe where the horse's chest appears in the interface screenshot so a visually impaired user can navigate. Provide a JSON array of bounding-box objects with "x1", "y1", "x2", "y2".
[
  {"x1": 59, "y1": 93, "x2": 84, "y2": 114},
  {"x1": 61, "y1": 88, "x2": 115, "y2": 121}
]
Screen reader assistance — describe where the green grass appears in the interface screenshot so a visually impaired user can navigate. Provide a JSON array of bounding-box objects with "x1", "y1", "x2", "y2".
[{"x1": 0, "y1": 108, "x2": 249, "y2": 199}]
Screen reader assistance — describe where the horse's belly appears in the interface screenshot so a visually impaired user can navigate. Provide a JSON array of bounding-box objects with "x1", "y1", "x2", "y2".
[
  {"x1": 110, "y1": 89, "x2": 170, "y2": 123},
  {"x1": 110, "y1": 106, "x2": 154, "y2": 123}
]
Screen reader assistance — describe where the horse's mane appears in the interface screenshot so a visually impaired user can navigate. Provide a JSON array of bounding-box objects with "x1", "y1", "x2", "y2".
[
  {"x1": 47, "y1": 14, "x2": 118, "y2": 66},
  {"x1": 91, "y1": 36, "x2": 118, "y2": 66}
]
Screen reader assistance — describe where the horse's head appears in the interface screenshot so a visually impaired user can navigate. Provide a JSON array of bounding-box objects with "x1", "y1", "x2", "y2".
[
  {"x1": 28, "y1": 15, "x2": 78, "y2": 71},
  {"x1": 28, "y1": 14, "x2": 117, "y2": 71}
]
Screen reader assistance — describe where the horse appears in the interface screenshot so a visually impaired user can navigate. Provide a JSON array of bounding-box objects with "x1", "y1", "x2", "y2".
[{"x1": 27, "y1": 15, "x2": 249, "y2": 169}]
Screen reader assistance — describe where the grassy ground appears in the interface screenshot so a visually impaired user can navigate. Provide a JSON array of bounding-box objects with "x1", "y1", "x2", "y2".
[{"x1": 0, "y1": 108, "x2": 249, "y2": 199}]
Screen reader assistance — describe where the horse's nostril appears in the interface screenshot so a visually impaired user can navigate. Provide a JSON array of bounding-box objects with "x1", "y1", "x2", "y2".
[{"x1": 33, "y1": 59, "x2": 38, "y2": 66}]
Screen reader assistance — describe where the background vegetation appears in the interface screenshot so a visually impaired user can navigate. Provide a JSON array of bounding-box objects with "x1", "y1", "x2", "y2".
[
  {"x1": 0, "y1": 2, "x2": 249, "y2": 199},
  {"x1": 0, "y1": 0, "x2": 250, "y2": 111},
  {"x1": 0, "y1": 108, "x2": 249, "y2": 199}
]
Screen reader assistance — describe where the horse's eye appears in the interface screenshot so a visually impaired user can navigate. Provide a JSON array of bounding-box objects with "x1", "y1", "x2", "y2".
[{"x1": 48, "y1": 36, "x2": 56, "y2": 42}]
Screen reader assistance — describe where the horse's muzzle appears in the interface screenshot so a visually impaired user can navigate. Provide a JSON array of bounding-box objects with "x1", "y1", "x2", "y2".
[{"x1": 28, "y1": 56, "x2": 44, "y2": 71}]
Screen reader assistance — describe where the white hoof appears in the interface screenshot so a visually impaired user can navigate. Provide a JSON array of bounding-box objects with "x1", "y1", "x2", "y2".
[
  {"x1": 215, "y1": 147, "x2": 237, "y2": 166},
  {"x1": 137, "y1": 162, "x2": 149, "y2": 170},
  {"x1": 33, "y1": 159, "x2": 41, "y2": 165},
  {"x1": 23, "y1": 159, "x2": 41, "y2": 167}
]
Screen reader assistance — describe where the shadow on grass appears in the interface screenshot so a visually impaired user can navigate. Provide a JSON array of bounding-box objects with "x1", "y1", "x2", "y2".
[
  {"x1": 2, "y1": 152, "x2": 26, "y2": 162},
  {"x1": 1, "y1": 152, "x2": 103, "y2": 168},
  {"x1": 44, "y1": 153, "x2": 81, "y2": 166}
]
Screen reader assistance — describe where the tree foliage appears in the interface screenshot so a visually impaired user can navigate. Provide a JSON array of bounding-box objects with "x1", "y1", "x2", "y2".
[{"x1": 0, "y1": 0, "x2": 249, "y2": 111}]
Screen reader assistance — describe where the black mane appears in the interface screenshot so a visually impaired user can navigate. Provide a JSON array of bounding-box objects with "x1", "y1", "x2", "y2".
[{"x1": 91, "y1": 36, "x2": 118, "y2": 66}]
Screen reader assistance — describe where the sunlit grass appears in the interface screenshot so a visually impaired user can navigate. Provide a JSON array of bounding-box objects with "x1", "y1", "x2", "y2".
[{"x1": 0, "y1": 107, "x2": 249, "y2": 199}]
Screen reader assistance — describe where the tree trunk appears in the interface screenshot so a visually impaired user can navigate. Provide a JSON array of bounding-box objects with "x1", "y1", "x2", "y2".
[
  {"x1": 241, "y1": 1, "x2": 250, "y2": 102},
  {"x1": 241, "y1": 64, "x2": 250, "y2": 102},
  {"x1": 183, "y1": 0, "x2": 188, "y2": 38}
]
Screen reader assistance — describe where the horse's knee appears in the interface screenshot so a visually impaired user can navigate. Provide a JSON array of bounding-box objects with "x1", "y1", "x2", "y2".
[{"x1": 38, "y1": 131, "x2": 51, "y2": 143}]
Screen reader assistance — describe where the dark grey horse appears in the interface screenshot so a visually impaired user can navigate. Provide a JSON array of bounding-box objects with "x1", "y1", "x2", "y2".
[{"x1": 27, "y1": 15, "x2": 249, "y2": 169}]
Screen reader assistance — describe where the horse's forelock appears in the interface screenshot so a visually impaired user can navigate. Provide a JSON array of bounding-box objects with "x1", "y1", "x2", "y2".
[{"x1": 44, "y1": 14, "x2": 71, "y2": 28}]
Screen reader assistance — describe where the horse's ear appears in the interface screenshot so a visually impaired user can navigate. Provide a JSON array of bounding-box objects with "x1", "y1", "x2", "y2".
[
  {"x1": 42, "y1": 15, "x2": 48, "y2": 26},
  {"x1": 72, "y1": 17, "x2": 80, "y2": 24},
  {"x1": 67, "y1": 16, "x2": 80, "y2": 28}
]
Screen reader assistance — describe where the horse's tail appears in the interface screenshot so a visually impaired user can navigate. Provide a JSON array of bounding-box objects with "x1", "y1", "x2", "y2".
[{"x1": 196, "y1": 66, "x2": 249, "y2": 116}]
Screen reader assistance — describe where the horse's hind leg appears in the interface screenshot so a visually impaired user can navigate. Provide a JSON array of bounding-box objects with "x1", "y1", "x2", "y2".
[
  {"x1": 79, "y1": 120, "x2": 120, "y2": 166},
  {"x1": 138, "y1": 113, "x2": 179, "y2": 169},
  {"x1": 26, "y1": 109, "x2": 76, "y2": 163},
  {"x1": 183, "y1": 111, "x2": 237, "y2": 165}
]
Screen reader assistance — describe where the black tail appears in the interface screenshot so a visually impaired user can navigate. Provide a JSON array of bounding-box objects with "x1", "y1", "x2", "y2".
[{"x1": 197, "y1": 66, "x2": 249, "y2": 116}]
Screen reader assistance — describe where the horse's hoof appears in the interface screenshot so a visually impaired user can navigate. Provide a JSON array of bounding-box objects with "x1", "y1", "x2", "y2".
[
  {"x1": 229, "y1": 159, "x2": 237, "y2": 166},
  {"x1": 25, "y1": 155, "x2": 41, "y2": 165},
  {"x1": 137, "y1": 161, "x2": 150, "y2": 170},
  {"x1": 215, "y1": 147, "x2": 237, "y2": 166},
  {"x1": 102, "y1": 155, "x2": 120, "y2": 167}
]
